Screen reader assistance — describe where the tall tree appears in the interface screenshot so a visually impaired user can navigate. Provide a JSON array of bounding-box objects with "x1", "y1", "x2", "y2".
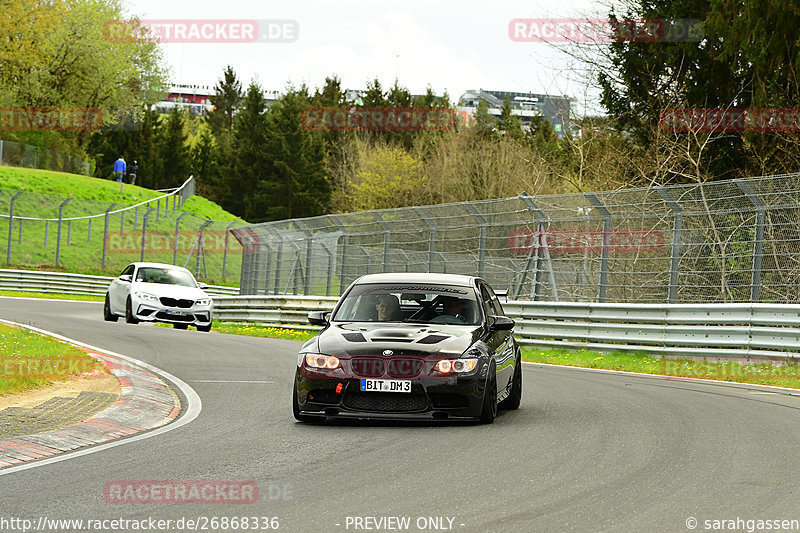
[
  {"x1": 263, "y1": 86, "x2": 330, "y2": 220},
  {"x1": 207, "y1": 66, "x2": 243, "y2": 136},
  {"x1": 156, "y1": 108, "x2": 190, "y2": 189},
  {"x1": 229, "y1": 82, "x2": 270, "y2": 220}
]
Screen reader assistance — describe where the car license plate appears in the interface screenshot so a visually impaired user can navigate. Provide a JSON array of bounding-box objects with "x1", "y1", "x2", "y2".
[
  {"x1": 166, "y1": 310, "x2": 187, "y2": 316},
  {"x1": 360, "y1": 379, "x2": 411, "y2": 393}
]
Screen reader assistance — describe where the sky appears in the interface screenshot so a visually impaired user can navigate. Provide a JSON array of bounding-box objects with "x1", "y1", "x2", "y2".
[{"x1": 125, "y1": 0, "x2": 614, "y2": 114}]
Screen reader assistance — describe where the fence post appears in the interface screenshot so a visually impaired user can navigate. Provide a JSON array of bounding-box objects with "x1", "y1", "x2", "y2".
[
  {"x1": 414, "y1": 207, "x2": 436, "y2": 273},
  {"x1": 134, "y1": 206, "x2": 138, "y2": 230},
  {"x1": 194, "y1": 220, "x2": 212, "y2": 278},
  {"x1": 0, "y1": 140, "x2": 3, "y2": 165},
  {"x1": 657, "y1": 187, "x2": 683, "y2": 303},
  {"x1": 372, "y1": 212, "x2": 392, "y2": 273},
  {"x1": 102, "y1": 203, "x2": 117, "y2": 269},
  {"x1": 295, "y1": 220, "x2": 314, "y2": 295},
  {"x1": 87, "y1": 218, "x2": 92, "y2": 243},
  {"x1": 464, "y1": 203, "x2": 487, "y2": 278},
  {"x1": 517, "y1": 193, "x2": 558, "y2": 301},
  {"x1": 6, "y1": 191, "x2": 23, "y2": 265},
  {"x1": 55, "y1": 198, "x2": 72, "y2": 266},
  {"x1": 44, "y1": 221, "x2": 48, "y2": 246},
  {"x1": 173, "y1": 212, "x2": 188, "y2": 265},
  {"x1": 67, "y1": 220, "x2": 72, "y2": 246},
  {"x1": 221, "y1": 221, "x2": 237, "y2": 280},
  {"x1": 140, "y1": 207, "x2": 154, "y2": 262},
  {"x1": 329, "y1": 215, "x2": 348, "y2": 294},
  {"x1": 265, "y1": 226, "x2": 283, "y2": 294},
  {"x1": 321, "y1": 242, "x2": 335, "y2": 297},
  {"x1": 120, "y1": 211, "x2": 125, "y2": 235},
  {"x1": 585, "y1": 193, "x2": 611, "y2": 303},
  {"x1": 735, "y1": 179, "x2": 765, "y2": 302},
  {"x1": 156, "y1": 199, "x2": 160, "y2": 222}
]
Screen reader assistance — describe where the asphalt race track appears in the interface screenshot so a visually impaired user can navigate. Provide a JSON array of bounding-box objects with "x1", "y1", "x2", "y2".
[{"x1": 2, "y1": 297, "x2": 800, "y2": 532}]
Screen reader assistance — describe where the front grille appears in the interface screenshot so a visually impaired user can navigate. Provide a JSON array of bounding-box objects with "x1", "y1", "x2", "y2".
[
  {"x1": 350, "y1": 358, "x2": 385, "y2": 377},
  {"x1": 386, "y1": 359, "x2": 423, "y2": 378},
  {"x1": 343, "y1": 391, "x2": 428, "y2": 412},
  {"x1": 155, "y1": 312, "x2": 193, "y2": 322},
  {"x1": 160, "y1": 297, "x2": 194, "y2": 308}
]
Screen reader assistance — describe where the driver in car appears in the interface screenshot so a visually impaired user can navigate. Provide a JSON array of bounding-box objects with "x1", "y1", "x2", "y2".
[
  {"x1": 375, "y1": 294, "x2": 402, "y2": 321},
  {"x1": 438, "y1": 296, "x2": 465, "y2": 322}
]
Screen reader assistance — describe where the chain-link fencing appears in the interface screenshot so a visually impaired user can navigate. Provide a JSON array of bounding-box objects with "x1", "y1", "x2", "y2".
[
  {"x1": 232, "y1": 172, "x2": 800, "y2": 303},
  {"x1": 0, "y1": 139, "x2": 90, "y2": 175},
  {"x1": 0, "y1": 177, "x2": 244, "y2": 284}
]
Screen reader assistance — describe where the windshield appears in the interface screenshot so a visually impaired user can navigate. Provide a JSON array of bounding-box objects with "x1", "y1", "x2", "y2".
[
  {"x1": 332, "y1": 283, "x2": 480, "y2": 325},
  {"x1": 134, "y1": 267, "x2": 197, "y2": 287}
]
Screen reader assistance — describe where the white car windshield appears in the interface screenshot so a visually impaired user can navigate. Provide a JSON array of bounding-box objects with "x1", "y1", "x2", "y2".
[
  {"x1": 134, "y1": 267, "x2": 197, "y2": 287},
  {"x1": 332, "y1": 283, "x2": 480, "y2": 325}
]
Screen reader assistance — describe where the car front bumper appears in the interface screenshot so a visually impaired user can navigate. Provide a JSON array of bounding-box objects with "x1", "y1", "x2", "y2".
[
  {"x1": 294, "y1": 366, "x2": 489, "y2": 421},
  {"x1": 132, "y1": 300, "x2": 213, "y2": 326}
]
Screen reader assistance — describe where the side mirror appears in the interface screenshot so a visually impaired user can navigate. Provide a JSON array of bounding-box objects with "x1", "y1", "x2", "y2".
[
  {"x1": 197, "y1": 282, "x2": 209, "y2": 290},
  {"x1": 494, "y1": 289, "x2": 508, "y2": 302},
  {"x1": 308, "y1": 310, "x2": 330, "y2": 326},
  {"x1": 489, "y1": 316, "x2": 515, "y2": 331},
  {"x1": 119, "y1": 274, "x2": 132, "y2": 282}
]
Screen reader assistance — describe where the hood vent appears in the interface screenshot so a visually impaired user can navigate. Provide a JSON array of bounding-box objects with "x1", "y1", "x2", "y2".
[
  {"x1": 417, "y1": 334, "x2": 450, "y2": 344},
  {"x1": 342, "y1": 333, "x2": 367, "y2": 342}
]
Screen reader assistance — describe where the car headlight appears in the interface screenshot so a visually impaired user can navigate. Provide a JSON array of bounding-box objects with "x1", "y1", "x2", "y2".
[
  {"x1": 433, "y1": 358, "x2": 478, "y2": 374},
  {"x1": 196, "y1": 298, "x2": 212, "y2": 306},
  {"x1": 303, "y1": 353, "x2": 341, "y2": 370},
  {"x1": 134, "y1": 291, "x2": 159, "y2": 302}
]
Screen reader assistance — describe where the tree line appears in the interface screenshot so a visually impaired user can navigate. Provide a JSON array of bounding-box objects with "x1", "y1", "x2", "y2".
[{"x1": 4, "y1": 0, "x2": 800, "y2": 223}]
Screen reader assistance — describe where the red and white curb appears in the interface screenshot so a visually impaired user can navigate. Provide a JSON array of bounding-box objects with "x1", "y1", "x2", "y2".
[{"x1": 0, "y1": 319, "x2": 202, "y2": 475}]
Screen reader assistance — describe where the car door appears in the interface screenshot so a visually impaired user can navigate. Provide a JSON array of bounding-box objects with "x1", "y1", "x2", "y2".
[
  {"x1": 479, "y1": 282, "x2": 515, "y2": 393},
  {"x1": 110, "y1": 264, "x2": 135, "y2": 313}
]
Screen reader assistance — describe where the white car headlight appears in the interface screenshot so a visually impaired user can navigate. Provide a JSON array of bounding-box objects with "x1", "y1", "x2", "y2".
[
  {"x1": 134, "y1": 291, "x2": 159, "y2": 302},
  {"x1": 196, "y1": 298, "x2": 212, "y2": 306}
]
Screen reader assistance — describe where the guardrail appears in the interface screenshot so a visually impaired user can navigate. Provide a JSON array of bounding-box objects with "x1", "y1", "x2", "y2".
[
  {"x1": 0, "y1": 269, "x2": 239, "y2": 297},
  {"x1": 209, "y1": 296, "x2": 800, "y2": 360}
]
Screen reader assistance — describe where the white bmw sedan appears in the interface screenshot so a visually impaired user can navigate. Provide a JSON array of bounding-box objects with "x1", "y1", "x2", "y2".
[{"x1": 104, "y1": 262, "x2": 214, "y2": 331}]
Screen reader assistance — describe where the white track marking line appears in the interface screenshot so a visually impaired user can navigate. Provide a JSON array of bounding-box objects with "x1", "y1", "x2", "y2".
[{"x1": 0, "y1": 319, "x2": 202, "y2": 477}]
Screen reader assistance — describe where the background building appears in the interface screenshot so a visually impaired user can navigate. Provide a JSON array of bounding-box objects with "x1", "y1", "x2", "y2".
[{"x1": 456, "y1": 90, "x2": 574, "y2": 136}]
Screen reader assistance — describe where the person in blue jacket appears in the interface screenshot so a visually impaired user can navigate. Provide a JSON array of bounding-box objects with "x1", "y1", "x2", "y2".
[{"x1": 113, "y1": 156, "x2": 126, "y2": 182}]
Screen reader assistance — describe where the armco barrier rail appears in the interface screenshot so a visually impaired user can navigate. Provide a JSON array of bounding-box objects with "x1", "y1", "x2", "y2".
[
  {"x1": 0, "y1": 269, "x2": 238, "y2": 297},
  {"x1": 210, "y1": 296, "x2": 800, "y2": 360}
]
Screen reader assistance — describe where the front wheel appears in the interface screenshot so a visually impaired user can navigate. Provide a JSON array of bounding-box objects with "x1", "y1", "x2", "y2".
[
  {"x1": 125, "y1": 297, "x2": 139, "y2": 324},
  {"x1": 103, "y1": 294, "x2": 118, "y2": 322},
  {"x1": 499, "y1": 354, "x2": 522, "y2": 410},
  {"x1": 479, "y1": 365, "x2": 497, "y2": 424}
]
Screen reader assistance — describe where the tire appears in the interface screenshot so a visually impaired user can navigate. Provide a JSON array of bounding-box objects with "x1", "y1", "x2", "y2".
[
  {"x1": 479, "y1": 364, "x2": 498, "y2": 424},
  {"x1": 173, "y1": 323, "x2": 189, "y2": 330},
  {"x1": 125, "y1": 297, "x2": 139, "y2": 324},
  {"x1": 196, "y1": 323, "x2": 212, "y2": 332},
  {"x1": 499, "y1": 354, "x2": 522, "y2": 410},
  {"x1": 103, "y1": 294, "x2": 118, "y2": 322}
]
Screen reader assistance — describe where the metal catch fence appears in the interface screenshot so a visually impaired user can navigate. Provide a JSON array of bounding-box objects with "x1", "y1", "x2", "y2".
[
  {"x1": 0, "y1": 139, "x2": 90, "y2": 175},
  {"x1": 0, "y1": 177, "x2": 244, "y2": 284},
  {"x1": 232, "y1": 172, "x2": 800, "y2": 303}
]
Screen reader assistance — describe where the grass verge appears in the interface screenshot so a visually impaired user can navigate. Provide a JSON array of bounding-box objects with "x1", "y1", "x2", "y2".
[
  {"x1": 522, "y1": 347, "x2": 800, "y2": 389},
  {"x1": 0, "y1": 289, "x2": 104, "y2": 302},
  {"x1": 155, "y1": 320, "x2": 318, "y2": 342},
  {"x1": 0, "y1": 324, "x2": 109, "y2": 396}
]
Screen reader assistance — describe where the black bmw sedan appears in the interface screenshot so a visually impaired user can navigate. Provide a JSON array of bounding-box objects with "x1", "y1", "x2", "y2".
[{"x1": 292, "y1": 273, "x2": 522, "y2": 424}]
